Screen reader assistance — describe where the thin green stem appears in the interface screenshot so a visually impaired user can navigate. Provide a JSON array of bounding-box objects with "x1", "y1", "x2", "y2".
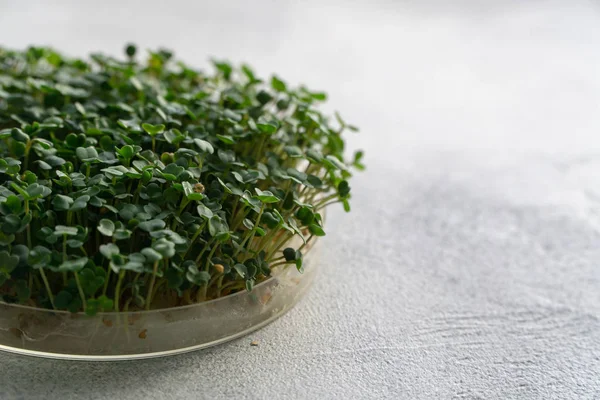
[
  {"x1": 25, "y1": 220, "x2": 32, "y2": 250},
  {"x1": 62, "y1": 235, "x2": 68, "y2": 285},
  {"x1": 195, "y1": 237, "x2": 215, "y2": 264},
  {"x1": 145, "y1": 261, "x2": 159, "y2": 310},
  {"x1": 39, "y1": 269, "x2": 56, "y2": 309},
  {"x1": 204, "y1": 243, "x2": 220, "y2": 272},
  {"x1": 266, "y1": 232, "x2": 293, "y2": 261},
  {"x1": 181, "y1": 221, "x2": 207, "y2": 260},
  {"x1": 315, "y1": 200, "x2": 340, "y2": 210},
  {"x1": 312, "y1": 193, "x2": 338, "y2": 209},
  {"x1": 73, "y1": 271, "x2": 87, "y2": 310},
  {"x1": 269, "y1": 260, "x2": 294, "y2": 269},
  {"x1": 234, "y1": 204, "x2": 265, "y2": 258},
  {"x1": 252, "y1": 225, "x2": 281, "y2": 257},
  {"x1": 298, "y1": 234, "x2": 315, "y2": 253},
  {"x1": 195, "y1": 284, "x2": 207, "y2": 302},
  {"x1": 171, "y1": 197, "x2": 190, "y2": 230},
  {"x1": 231, "y1": 207, "x2": 250, "y2": 233},
  {"x1": 102, "y1": 267, "x2": 112, "y2": 296},
  {"x1": 114, "y1": 270, "x2": 126, "y2": 312},
  {"x1": 23, "y1": 140, "x2": 32, "y2": 171}
]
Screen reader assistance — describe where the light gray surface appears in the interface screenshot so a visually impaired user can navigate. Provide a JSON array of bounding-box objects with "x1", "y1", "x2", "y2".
[{"x1": 1, "y1": 1, "x2": 600, "y2": 399}]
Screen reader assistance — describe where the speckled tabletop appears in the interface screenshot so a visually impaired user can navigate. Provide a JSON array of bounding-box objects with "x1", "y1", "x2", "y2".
[{"x1": 1, "y1": 1, "x2": 600, "y2": 399}]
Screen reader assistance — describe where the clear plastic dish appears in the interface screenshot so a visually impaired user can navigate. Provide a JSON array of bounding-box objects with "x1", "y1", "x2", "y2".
[{"x1": 0, "y1": 242, "x2": 319, "y2": 361}]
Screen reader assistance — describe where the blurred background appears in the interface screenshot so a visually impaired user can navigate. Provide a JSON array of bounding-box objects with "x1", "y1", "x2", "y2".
[{"x1": 2, "y1": 1, "x2": 600, "y2": 398}]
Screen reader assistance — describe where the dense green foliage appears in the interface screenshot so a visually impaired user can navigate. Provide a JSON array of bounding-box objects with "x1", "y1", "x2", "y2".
[{"x1": 0, "y1": 45, "x2": 363, "y2": 314}]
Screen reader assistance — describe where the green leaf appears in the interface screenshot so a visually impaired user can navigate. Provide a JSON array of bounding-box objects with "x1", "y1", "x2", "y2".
[
  {"x1": 100, "y1": 243, "x2": 120, "y2": 258},
  {"x1": 256, "y1": 90, "x2": 272, "y2": 105},
  {"x1": 26, "y1": 183, "x2": 51, "y2": 199},
  {"x1": 76, "y1": 146, "x2": 99, "y2": 162},
  {"x1": 28, "y1": 246, "x2": 51, "y2": 269},
  {"x1": 194, "y1": 138, "x2": 214, "y2": 154},
  {"x1": 296, "y1": 257, "x2": 304, "y2": 273},
  {"x1": 11, "y1": 128, "x2": 30, "y2": 143},
  {"x1": 222, "y1": 109, "x2": 242, "y2": 122},
  {"x1": 208, "y1": 215, "x2": 228, "y2": 237},
  {"x1": 287, "y1": 218, "x2": 306, "y2": 244},
  {"x1": 186, "y1": 264, "x2": 210, "y2": 285},
  {"x1": 324, "y1": 155, "x2": 347, "y2": 171},
  {"x1": 74, "y1": 102, "x2": 86, "y2": 115},
  {"x1": 261, "y1": 212, "x2": 280, "y2": 229},
  {"x1": 44, "y1": 155, "x2": 66, "y2": 167},
  {"x1": 254, "y1": 188, "x2": 280, "y2": 203},
  {"x1": 141, "y1": 247, "x2": 163, "y2": 262},
  {"x1": 233, "y1": 263, "x2": 247, "y2": 279},
  {"x1": 284, "y1": 146, "x2": 303, "y2": 158},
  {"x1": 66, "y1": 133, "x2": 86, "y2": 148},
  {"x1": 216, "y1": 134, "x2": 235, "y2": 144},
  {"x1": 271, "y1": 76, "x2": 287, "y2": 92},
  {"x1": 97, "y1": 219, "x2": 115, "y2": 237},
  {"x1": 308, "y1": 223, "x2": 326, "y2": 236},
  {"x1": 141, "y1": 123, "x2": 166, "y2": 136},
  {"x1": 2, "y1": 215, "x2": 22, "y2": 234},
  {"x1": 70, "y1": 195, "x2": 90, "y2": 211},
  {"x1": 138, "y1": 219, "x2": 166, "y2": 232},
  {"x1": 52, "y1": 194, "x2": 74, "y2": 211},
  {"x1": 309, "y1": 91, "x2": 327, "y2": 101},
  {"x1": 213, "y1": 60, "x2": 233, "y2": 80},
  {"x1": 296, "y1": 207, "x2": 314, "y2": 225},
  {"x1": 35, "y1": 160, "x2": 52, "y2": 170},
  {"x1": 54, "y1": 225, "x2": 78, "y2": 236},
  {"x1": 114, "y1": 228, "x2": 132, "y2": 240},
  {"x1": 58, "y1": 257, "x2": 88, "y2": 272},
  {"x1": 306, "y1": 149, "x2": 324, "y2": 163},
  {"x1": 217, "y1": 149, "x2": 235, "y2": 164},
  {"x1": 196, "y1": 203, "x2": 214, "y2": 219},
  {"x1": 153, "y1": 238, "x2": 176, "y2": 258},
  {"x1": 0, "y1": 232, "x2": 15, "y2": 246},
  {"x1": 164, "y1": 129, "x2": 185, "y2": 145},
  {"x1": 0, "y1": 251, "x2": 19, "y2": 272},
  {"x1": 338, "y1": 180, "x2": 350, "y2": 197},
  {"x1": 116, "y1": 145, "x2": 135, "y2": 160},
  {"x1": 306, "y1": 175, "x2": 323, "y2": 189},
  {"x1": 160, "y1": 164, "x2": 184, "y2": 181},
  {"x1": 2, "y1": 195, "x2": 22, "y2": 214},
  {"x1": 242, "y1": 64, "x2": 257, "y2": 82},
  {"x1": 353, "y1": 150, "x2": 365, "y2": 170},
  {"x1": 255, "y1": 117, "x2": 279, "y2": 134},
  {"x1": 286, "y1": 168, "x2": 307, "y2": 184},
  {"x1": 118, "y1": 118, "x2": 143, "y2": 132}
]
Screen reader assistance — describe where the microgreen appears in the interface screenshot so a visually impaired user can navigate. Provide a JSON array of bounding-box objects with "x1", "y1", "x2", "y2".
[{"x1": 0, "y1": 44, "x2": 363, "y2": 314}]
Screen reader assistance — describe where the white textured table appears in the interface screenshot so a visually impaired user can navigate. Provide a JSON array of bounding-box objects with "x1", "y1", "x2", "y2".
[{"x1": 1, "y1": 1, "x2": 600, "y2": 398}]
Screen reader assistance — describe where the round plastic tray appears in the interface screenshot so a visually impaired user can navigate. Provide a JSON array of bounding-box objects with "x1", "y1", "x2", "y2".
[{"x1": 0, "y1": 242, "x2": 319, "y2": 361}]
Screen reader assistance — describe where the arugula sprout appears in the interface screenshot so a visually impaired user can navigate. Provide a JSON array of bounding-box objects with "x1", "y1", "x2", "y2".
[{"x1": 0, "y1": 44, "x2": 364, "y2": 314}]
